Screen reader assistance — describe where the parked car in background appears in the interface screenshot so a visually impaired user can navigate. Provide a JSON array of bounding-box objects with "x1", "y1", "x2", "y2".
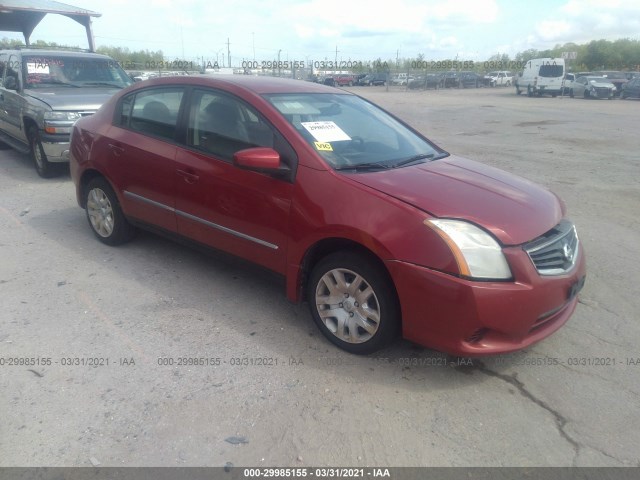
[
  {"x1": 593, "y1": 71, "x2": 628, "y2": 96},
  {"x1": 458, "y1": 72, "x2": 483, "y2": 88},
  {"x1": 561, "y1": 73, "x2": 575, "y2": 95},
  {"x1": 322, "y1": 76, "x2": 335, "y2": 86},
  {"x1": 408, "y1": 73, "x2": 444, "y2": 90},
  {"x1": 353, "y1": 73, "x2": 367, "y2": 86},
  {"x1": 0, "y1": 48, "x2": 132, "y2": 177},
  {"x1": 391, "y1": 73, "x2": 413, "y2": 85},
  {"x1": 69, "y1": 75, "x2": 585, "y2": 356},
  {"x1": 484, "y1": 71, "x2": 513, "y2": 87},
  {"x1": 570, "y1": 76, "x2": 616, "y2": 99},
  {"x1": 515, "y1": 58, "x2": 565, "y2": 97},
  {"x1": 360, "y1": 73, "x2": 387, "y2": 86},
  {"x1": 333, "y1": 74, "x2": 355, "y2": 87},
  {"x1": 620, "y1": 76, "x2": 640, "y2": 99},
  {"x1": 443, "y1": 72, "x2": 460, "y2": 88}
]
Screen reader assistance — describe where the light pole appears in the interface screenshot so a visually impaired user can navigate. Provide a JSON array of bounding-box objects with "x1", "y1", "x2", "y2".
[{"x1": 278, "y1": 49, "x2": 282, "y2": 77}]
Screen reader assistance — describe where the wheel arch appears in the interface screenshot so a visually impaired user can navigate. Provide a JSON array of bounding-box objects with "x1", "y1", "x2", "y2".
[
  {"x1": 23, "y1": 116, "x2": 38, "y2": 135},
  {"x1": 78, "y1": 168, "x2": 113, "y2": 208},
  {"x1": 291, "y1": 237, "x2": 400, "y2": 308}
]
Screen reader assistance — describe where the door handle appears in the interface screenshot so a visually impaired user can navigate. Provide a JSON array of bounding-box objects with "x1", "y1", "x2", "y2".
[
  {"x1": 176, "y1": 169, "x2": 200, "y2": 184},
  {"x1": 108, "y1": 144, "x2": 124, "y2": 157}
]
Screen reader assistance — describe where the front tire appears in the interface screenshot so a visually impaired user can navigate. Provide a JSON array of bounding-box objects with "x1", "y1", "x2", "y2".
[
  {"x1": 28, "y1": 126, "x2": 54, "y2": 178},
  {"x1": 307, "y1": 251, "x2": 400, "y2": 354},
  {"x1": 84, "y1": 177, "x2": 135, "y2": 245}
]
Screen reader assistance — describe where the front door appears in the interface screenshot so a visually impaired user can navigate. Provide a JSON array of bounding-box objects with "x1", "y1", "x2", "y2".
[{"x1": 174, "y1": 89, "x2": 295, "y2": 274}]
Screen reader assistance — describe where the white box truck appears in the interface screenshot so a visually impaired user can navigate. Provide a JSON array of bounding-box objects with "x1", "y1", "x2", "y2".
[{"x1": 515, "y1": 58, "x2": 565, "y2": 97}]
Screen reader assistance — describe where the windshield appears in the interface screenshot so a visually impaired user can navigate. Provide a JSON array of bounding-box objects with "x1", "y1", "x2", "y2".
[
  {"x1": 585, "y1": 77, "x2": 610, "y2": 83},
  {"x1": 23, "y1": 55, "x2": 133, "y2": 89},
  {"x1": 264, "y1": 93, "x2": 445, "y2": 170}
]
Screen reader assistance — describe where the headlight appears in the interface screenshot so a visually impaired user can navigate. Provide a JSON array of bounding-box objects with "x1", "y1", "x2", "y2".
[
  {"x1": 44, "y1": 111, "x2": 82, "y2": 134},
  {"x1": 426, "y1": 219, "x2": 512, "y2": 280}
]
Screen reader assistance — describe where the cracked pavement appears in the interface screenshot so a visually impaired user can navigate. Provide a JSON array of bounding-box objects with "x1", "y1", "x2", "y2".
[{"x1": 1, "y1": 87, "x2": 639, "y2": 467}]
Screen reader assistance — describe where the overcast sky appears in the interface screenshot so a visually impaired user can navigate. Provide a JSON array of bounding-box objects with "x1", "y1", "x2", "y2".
[{"x1": 6, "y1": 0, "x2": 640, "y2": 64}]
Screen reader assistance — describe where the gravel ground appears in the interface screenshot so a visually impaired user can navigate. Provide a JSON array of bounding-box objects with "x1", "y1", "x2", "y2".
[{"x1": 0, "y1": 86, "x2": 638, "y2": 467}]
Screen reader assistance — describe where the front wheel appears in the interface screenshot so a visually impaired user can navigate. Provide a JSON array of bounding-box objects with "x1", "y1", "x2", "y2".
[
  {"x1": 84, "y1": 177, "x2": 135, "y2": 245},
  {"x1": 28, "y1": 126, "x2": 54, "y2": 178},
  {"x1": 307, "y1": 251, "x2": 400, "y2": 354}
]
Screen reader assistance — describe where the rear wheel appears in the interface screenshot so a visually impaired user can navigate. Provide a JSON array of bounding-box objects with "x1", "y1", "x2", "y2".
[
  {"x1": 84, "y1": 177, "x2": 135, "y2": 245},
  {"x1": 28, "y1": 126, "x2": 54, "y2": 178},
  {"x1": 527, "y1": 85, "x2": 533, "y2": 97},
  {"x1": 307, "y1": 251, "x2": 400, "y2": 354},
  {"x1": 570, "y1": 89, "x2": 574, "y2": 98}
]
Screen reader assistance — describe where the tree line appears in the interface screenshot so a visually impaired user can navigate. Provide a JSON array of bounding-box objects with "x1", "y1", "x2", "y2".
[
  {"x1": 2, "y1": 37, "x2": 639, "y2": 73},
  {"x1": 0, "y1": 38, "x2": 164, "y2": 68}
]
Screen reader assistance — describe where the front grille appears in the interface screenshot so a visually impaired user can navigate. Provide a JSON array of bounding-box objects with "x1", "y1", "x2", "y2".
[
  {"x1": 524, "y1": 220, "x2": 579, "y2": 275},
  {"x1": 594, "y1": 87, "x2": 611, "y2": 98}
]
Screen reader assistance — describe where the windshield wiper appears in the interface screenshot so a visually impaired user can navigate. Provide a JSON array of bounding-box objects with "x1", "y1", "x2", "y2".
[
  {"x1": 392, "y1": 152, "x2": 448, "y2": 168},
  {"x1": 81, "y1": 82, "x2": 125, "y2": 88},
  {"x1": 334, "y1": 161, "x2": 391, "y2": 172},
  {"x1": 36, "y1": 80, "x2": 80, "y2": 88}
]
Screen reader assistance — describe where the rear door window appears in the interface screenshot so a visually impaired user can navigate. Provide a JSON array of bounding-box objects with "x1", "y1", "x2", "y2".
[
  {"x1": 120, "y1": 88, "x2": 184, "y2": 140},
  {"x1": 539, "y1": 65, "x2": 563, "y2": 78}
]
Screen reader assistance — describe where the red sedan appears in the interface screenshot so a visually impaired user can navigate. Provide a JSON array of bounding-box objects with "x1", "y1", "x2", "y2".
[{"x1": 69, "y1": 75, "x2": 586, "y2": 356}]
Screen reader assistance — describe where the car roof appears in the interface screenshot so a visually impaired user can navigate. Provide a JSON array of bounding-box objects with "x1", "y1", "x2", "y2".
[
  {"x1": 3, "y1": 49, "x2": 111, "y2": 59},
  {"x1": 131, "y1": 75, "x2": 349, "y2": 95}
]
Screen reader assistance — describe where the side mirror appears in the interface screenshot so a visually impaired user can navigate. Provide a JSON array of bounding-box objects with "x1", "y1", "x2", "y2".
[
  {"x1": 4, "y1": 76, "x2": 17, "y2": 90},
  {"x1": 233, "y1": 147, "x2": 281, "y2": 171}
]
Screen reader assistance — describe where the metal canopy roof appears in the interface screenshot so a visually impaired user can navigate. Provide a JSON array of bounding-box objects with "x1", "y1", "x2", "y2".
[{"x1": 0, "y1": 0, "x2": 101, "y2": 51}]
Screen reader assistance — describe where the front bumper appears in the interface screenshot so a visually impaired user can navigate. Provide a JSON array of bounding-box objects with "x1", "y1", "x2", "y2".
[
  {"x1": 386, "y1": 244, "x2": 586, "y2": 356},
  {"x1": 40, "y1": 132, "x2": 70, "y2": 163}
]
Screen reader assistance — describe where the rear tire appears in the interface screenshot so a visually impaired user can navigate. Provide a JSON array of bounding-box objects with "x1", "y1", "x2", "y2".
[
  {"x1": 307, "y1": 251, "x2": 400, "y2": 354},
  {"x1": 84, "y1": 177, "x2": 135, "y2": 246}
]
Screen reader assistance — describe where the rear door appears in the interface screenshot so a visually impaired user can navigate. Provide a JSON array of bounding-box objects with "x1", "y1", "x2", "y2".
[
  {"x1": 173, "y1": 88, "x2": 295, "y2": 274},
  {"x1": 105, "y1": 86, "x2": 185, "y2": 232}
]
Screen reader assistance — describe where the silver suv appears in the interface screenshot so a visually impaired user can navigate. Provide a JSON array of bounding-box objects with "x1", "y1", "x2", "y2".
[{"x1": 0, "y1": 48, "x2": 132, "y2": 177}]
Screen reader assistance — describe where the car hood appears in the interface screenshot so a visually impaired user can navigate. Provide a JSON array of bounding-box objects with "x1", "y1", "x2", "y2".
[
  {"x1": 24, "y1": 87, "x2": 121, "y2": 111},
  {"x1": 344, "y1": 155, "x2": 563, "y2": 245}
]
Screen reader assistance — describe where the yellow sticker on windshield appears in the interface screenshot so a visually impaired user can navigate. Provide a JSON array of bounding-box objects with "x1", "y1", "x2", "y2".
[{"x1": 314, "y1": 142, "x2": 333, "y2": 151}]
